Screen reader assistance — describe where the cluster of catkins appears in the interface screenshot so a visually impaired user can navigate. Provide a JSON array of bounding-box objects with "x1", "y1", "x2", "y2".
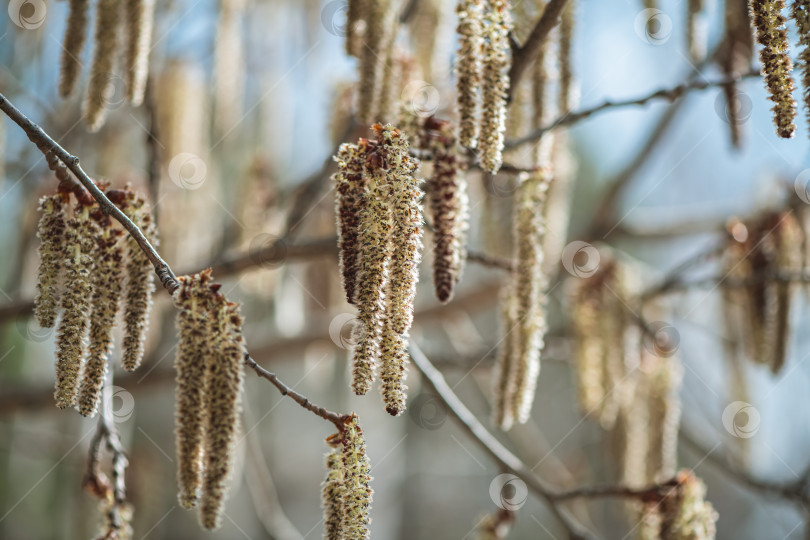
[
  {"x1": 172, "y1": 270, "x2": 246, "y2": 530},
  {"x1": 722, "y1": 211, "x2": 804, "y2": 373},
  {"x1": 333, "y1": 124, "x2": 423, "y2": 416},
  {"x1": 59, "y1": 0, "x2": 156, "y2": 130},
  {"x1": 638, "y1": 470, "x2": 718, "y2": 540},
  {"x1": 321, "y1": 415, "x2": 374, "y2": 540},
  {"x1": 455, "y1": 0, "x2": 513, "y2": 173},
  {"x1": 34, "y1": 187, "x2": 157, "y2": 417}
]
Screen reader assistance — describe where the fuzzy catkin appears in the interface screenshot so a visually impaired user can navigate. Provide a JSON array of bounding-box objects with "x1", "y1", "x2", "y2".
[
  {"x1": 34, "y1": 195, "x2": 67, "y2": 328},
  {"x1": 345, "y1": 0, "x2": 365, "y2": 58},
  {"x1": 121, "y1": 196, "x2": 157, "y2": 372},
  {"x1": 572, "y1": 282, "x2": 604, "y2": 416},
  {"x1": 340, "y1": 416, "x2": 373, "y2": 539},
  {"x1": 478, "y1": 0, "x2": 512, "y2": 173},
  {"x1": 687, "y1": 0, "x2": 706, "y2": 62},
  {"x1": 456, "y1": 0, "x2": 485, "y2": 148},
  {"x1": 55, "y1": 204, "x2": 99, "y2": 409},
  {"x1": 645, "y1": 358, "x2": 683, "y2": 482},
  {"x1": 643, "y1": 471, "x2": 718, "y2": 540},
  {"x1": 793, "y1": 0, "x2": 810, "y2": 132},
  {"x1": 491, "y1": 282, "x2": 518, "y2": 430},
  {"x1": 428, "y1": 121, "x2": 469, "y2": 303},
  {"x1": 334, "y1": 141, "x2": 369, "y2": 304},
  {"x1": 58, "y1": 0, "x2": 90, "y2": 98},
  {"x1": 357, "y1": 0, "x2": 388, "y2": 124},
  {"x1": 750, "y1": 0, "x2": 797, "y2": 138},
  {"x1": 123, "y1": 0, "x2": 155, "y2": 105},
  {"x1": 322, "y1": 445, "x2": 346, "y2": 539},
  {"x1": 558, "y1": 0, "x2": 575, "y2": 115},
  {"x1": 200, "y1": 300, "x2": 245, "y2": 530},
  {"x1": 77, "y1": 225, "x2": 124, "y2": 417},
  {"x1": 84, "y1": 0, "x2": 123, "y2": 131}
]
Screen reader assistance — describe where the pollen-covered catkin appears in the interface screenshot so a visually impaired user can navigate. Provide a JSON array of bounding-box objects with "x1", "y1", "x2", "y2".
[
  {"x1": 77, "y1": 223, "x2": 124, "y2": 417},
  {"x1": 340, "y1": 416, "x2": 373, "y2": 539},
  {"x1": 492, "y1": 282, "x2": 518, "y2": 430},
  {"x1": 792, "y1": 0, "x2": 810, "y2": 132},
  {"x1": 200, "y1": 300, "x2": 245, "y2": 530},
  {"x1": 84, "y1": 0, "x2": 123, "y2": 131},
  {"x1": 55, "y1": 202, "x2": 100, "y2": 409},
  {"x1": 647, "y1": 470, "x2": 718, "y2": 539},
  {"x1": 456, "y1": 0, "x2": 485, "y2": 148},
  {"x1": 58, "y1": 0, "x2": 90, "y2": 97},
  {"x1": 750, "y1": 0, "x2": 797, "y2": 138},
  {"x1": 478, "y1": 0, "x2": 512, "y2": 173},
  {"x1": 427, "y1": 120, "x2": 469, "y2": 303},
  {"x1": 123, "y1": 0, "x2": 155, "y2": 105},
  {"x1": 121, "y1": 194, "x2": 157, "y2": 371},
  {"x1": 173, "y1": 272, "x2": 214, "y2": 509},
  {"x1": 35, "y1": 194, "x2": 67, "y2": 328},
  {"x1": 334, "y1": 141, "x2": 369, "y2": 304},
  {"x1": 322, "y1": 443, "x2": 346, "y2": 539}
]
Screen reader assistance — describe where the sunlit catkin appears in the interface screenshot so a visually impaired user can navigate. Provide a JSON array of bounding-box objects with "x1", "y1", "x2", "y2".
[
  {"x1": 58, "y1": 0, "x2": 90, "y2": 97},
  {"x1": 334, "y1": 141, "x2": 369, "y2": 304},
  {"x1": 492, "y1": 282, "x2": 518, "y2": 430},
  {"x1": 751, "y1": 0, "x2": 797, "y2": 138},
  {"x1": 121, "y1": 194, "x2": 157, "y2": 372},
  {"x1": 647, "y1": 470, "x2": 718, "y2": 539},
  {"x1": 77, "y1": 222, "x2": 124, "y2": 417},
  {"x1": 55, "y1": 202, "x2": 100, "y2": 409},
  {"x1": 200, "y1": 300, "x2": 245, "y2": 530},
  {"x1": 35, "y1": 194, "x2": 67, "y2": 328},
  {"x1": 478, "y1": 0, "x2": 512, "y2": 173},
  {"x1": 123, "y1": 0, "x2": 155, "y2": 105},
  {"x1": 172, "y1": 272, "x2": 214, "y2": 509},
  {"x1": 84, "y1": 0, "x2": 123, "y2": 131},
  {"x1": 340, "y1": 416, "x2": 373, "y2": 539},
  {"x1": 793, "y1": 0, "x2": 810, "y2": 131},
  {"x1": 427, "y1": 119, "x2": 469, "y2": 303},
  {"x1": 572, "y1": 279, "x2": 605, "y2": 415},
  {"x1": 645, "y1": 357, "x2": 683, "y2": 482},
  {"x1": 456, "y1": 0, "x2": 485, "y2": 147},
  {"x1": 322, "y1": 441, "x2": 346, "y2": 539}
]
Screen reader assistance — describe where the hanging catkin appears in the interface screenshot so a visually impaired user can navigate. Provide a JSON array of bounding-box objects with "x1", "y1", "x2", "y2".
[
  {"x1": 334, "y1": 141, "x2": 370, "y2": 304},
  {"x1": 321, "y1": 440, "x2": 346, "y2": 539},
  {"x1": 77, "y1": 221, "x2": 124, "y2": 417},
  {"x1": 357, "y1": 0, "x2": 389, "y2": 124},
  {"x1": 345, "y1": 0, "x2": 365, "y2": 58},
  {"x1": 121, "y1": 193, "x2": 157, "y2": 371},
  {"x1": 686, "y1": 0, "x2": 706, "y2": 62},
  {"x1": 84, "y1": 0, "x2": 123, "y2": 131},
  {"x1": 455, "y1": 0, "x2": 485, "y2": 148},
  {"x1": 793, "y1": 0, "x2": 810, "y2": 132},
  {"x1": 123, "y1": 0, "x2": 156, "y2": 105},
  {"x1": 558, "y1": 0, "x2": 575, "y2": 115},
  {"x1": 644, "y1": 357, "x2": 683, "y2": 482},
  {"x1": 58, "y1": 0, "x2": 90, "y2": 98},
  {"x1": 478, "y1": 0, "x2": 512, "y2": 173},
  {"x1": 640, "y1": 470, "x2": 718, "y2": 539},
  {"x1": 750, "y1": 0, "x2": 797, "y2": 138},
  {"x1": 34, "y1": 194, "x2": 67, "y2": 328},
  {"x1": 54, "y1": 201, "x2": 100, "y2": 409},
  {"x1": 491, "y1": 282, "x2": 518, "y2": 429},
  {"x1": 426, "y1": 118, "x2": 469, "y2": 303},
  {"x1": 720, "y1": 0, "x2": 754, "y2": 148},
  {"x1": 339, "y1": 416, "x2": 373, "y2": 539}
]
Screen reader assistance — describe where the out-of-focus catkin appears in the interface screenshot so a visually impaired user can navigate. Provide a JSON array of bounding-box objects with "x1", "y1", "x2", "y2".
[
  {"x1": 750, "y1": 0, "x2": 797, "y2": 138},
  {"x1": 58, "y1": 0, "x2": 90, "y2": 98},
  {"x1": 77, "y1": 222, "x2": 124, "y2": 417},
  {"x1": 644, "y1": 357, "x2": 683, "y2": 482},
  {"x1": 478, "y1": 0, "x2": 512, "y2": 173},
  {"x1": 492, "y1": 281, "x2": 518, "y2": 429},
  {"x1": 345, "y1": 0, "x2": 366, "y2": 58},
  {"x1": 35, "y1": 194, "x2": 67, "y2": 328},
  {"x1": 55, "y1": 202, "x2": 99, "y2": 409},
  {"x1": 793, "y1": 0, "x2": 810, "y2": 132},
  {"x1": 84, "y1": 0, "x2": 123, "y2": 131},
  {"x1": 456, "y1": 0, "x2": 485, "y2": 148},
  {"x1": 357, "y1": 0, "x2": 389, "y2": 124},
  {"x1": 340, "y1": 416, "x2": 373, "y2": 539},
  {"x1": 720, "y1": 0, "x2": 754, "y2": 148},
  {"x1": 641, "y1": 470, "x2": 718, "y2": 539},
  {"x1": 558, "y1": 0, "x2": 575, "y2": 115},
  {"x1": 121, "y1": 194, "x2": 157, "y2": 372},
  {"x1": 123, "y1": 0, "x2": 155, "y2": 105},
  {"x1": 474, "y1": 509, "x2": 514, "y2": 540},
  {"x1": 334, "y1": 141, "x2": 369, "y2": 304},
  {"x1": 687, "y1": 0, "x2": 706, "y2": 62},
  {"x1": 321, "y1": 441, "x2": 346, "y2": 539}
]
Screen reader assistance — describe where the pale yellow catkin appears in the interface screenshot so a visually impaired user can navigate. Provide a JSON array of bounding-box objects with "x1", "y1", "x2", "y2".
[
  {"x1": 572, "y1": 282, "x2": 604, "y2": 416},
  {"x1": 322, "y1": 444, "x2": 346, "y2": 539},
  {"x1": 54, "y1": 203, "x2": 100, "y2": 409},
  {"x1": 59, "y1": 0, "x2": 90, "y2": 98},
  {"x1": 793, "y1": 1, "x2": 810, "y2": 136},
  {"x1": 686, "y1": 0, "x2": 706, "y2": 62},
  {"x1": 34, "y1": 195, "x2": 67, "y2": 328},
  {"x1": 213, "y1": 0, "x2": 245, "y2": 135},
  {"x1": 492, "y1": 282, "x2": 518, "y2": 430},
  {"x1": 643, "y1": 470, "x2": 717, "y2": 539},
  {"x1": 478, "y1": 0, "x2": 512, "y2": 173},
  {"x1": 124, "y1": 0, "x2": 155, "y2": 105},
  {"x1": 340, "y1": 416, "x2": 373, "y2": 539},
  {"x1": 558, "y1": 0, "x2": 575, "y2": 115},
  {"x1": 455, "y1": 0, "x2": 484, "y2": 147},
  {"x1": 77, "y1": 223, "x2": 124, "y2": 417},
  {"x1": 84, "y1": 0, "x2": 123, "y2": 131},
  {"x1": 644, "y1": 357, "x2": 683, "y2": 482}
]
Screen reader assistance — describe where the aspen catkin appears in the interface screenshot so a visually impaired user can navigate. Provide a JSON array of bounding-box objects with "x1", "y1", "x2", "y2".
[
  {"x1": 77, "y1": 222, "x2": 124, "y2": 417},
  {"x1": 357, "y1": 0, "x2": 388, "y2": 124},
  {"x1": 84, "y1": 0, "x2": 123, "y2": 131},
  {"x1": 792, "y1": 0, "x2": 810, "y2": 133},
  {"x1": 456, "y1": 0, "x2": 485, "y2": 148},
  {"x1": 322, "y1": 442, "x2": 346, "y2": 539},
  {"x1": 479, "y1": 0, "x2": 512, "y2": 173},
  {"x1": 645, "y1": 357, "x2": 683, "y2": 482},
  {"x1": 334, "y1": 141, "x2": 369, "y2": 304},
  {"x1": 492, "y1": 281, "x2": 518, "y2": 430},
  {"x1": 123, "y1": 0, "x2": 156, "y2": 105},
  {"x1": 340, "y1": 416, "x2": 373, "y2": 539},
  {"x1": 35, "y1": 194, "x2": 67, "y2": 328},
  {"x1": 558, "y1": 0, "x2": 575, "y2": 115},
  {"x1": 687, "y1": 0, "x2": 706, "y2": 62},
  {"x1": 58, "y1": 0, "x2": 90, "y2": 98}
]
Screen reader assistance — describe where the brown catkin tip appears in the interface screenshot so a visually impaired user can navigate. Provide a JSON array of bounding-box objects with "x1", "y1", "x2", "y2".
[
  {"x1": 84, "y1": 0, "x2": 123, "y2": 131},
  {"x1": 34, "y1": 195, "x2": 67, "y2": 328},
  {"x1": 750, "y1": 0, "x2": 797, "y2": 138},
  {"x1": 77, "y1": 223, "x2": 124, "y2": 417},
  {"x1": 173, "y1": 272, "x2": 214, "y2": 509},
  {"x1": 334, "y1": 141, "x2": 369, "y2": 304},
  {"x1": 200, "y1": 300, "x2": 245, "y2": 530},
  {"x1": 379, "y1": 327, "x2": 408, "y2": 416},
  {"x1": 59, "y1": 0, "x2": 90, "y2": 98},
  {"x1": 121, "y1": 194, "x2": 157, "y2": 372},
  {"x1": 55, "y1": 203, "x2": 100, "y2": 409},
  {"x1": 478, "y1": 0, "x2": 512, "y2": 173},
  {"x1": 340, "y1": 416, "x2": 373, "y2": 539},
  {"x1": 793, "y1": 0, "x2": 810, "y2": 132},
  {"x1": 427, "y1": 120, "x2": 469, "y2": 303},
  {"x1": 322, "y1": 444, "x2": 346, "y2": 539},
  {"x1": 123, "y1": 0, "x2": 156, "y2": 105},
  {"x1": 456, "y1": 0, "x2": 485, "y2": 147}
]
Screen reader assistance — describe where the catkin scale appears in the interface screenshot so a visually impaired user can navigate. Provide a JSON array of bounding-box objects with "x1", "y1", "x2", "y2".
[
  {"x1": 58, "y1": 0, "x2": 90, "y2": 98},
  {"x1": 84, "y1": 0, "x2": 123, "y2": 131},
  {"x1": 124, "y1": 0, "x2": 156, "y2": 106},
  {"x1": 478, "y1": 0, "x2": 512, "y2": 174},
  {"x1": 456, "y1": 0, "x2": 485, "y2": 147},
  {"x1": 34, "y1": 195, "x2": 67, "y2": 328}
]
